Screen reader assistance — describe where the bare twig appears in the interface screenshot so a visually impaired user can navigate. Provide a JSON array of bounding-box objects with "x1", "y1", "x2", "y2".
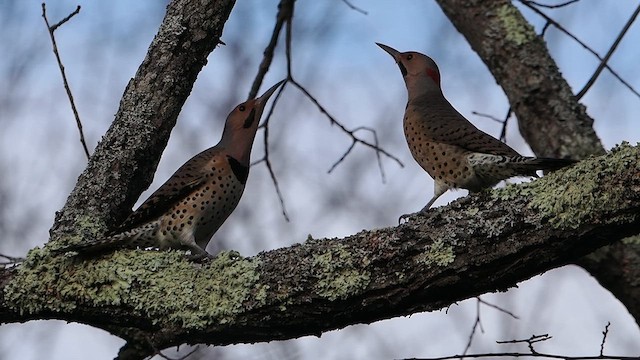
[
  {"x1": 253, "y1": 85, "x2": 290, "y2": 221},
  {"x1": 524, "y1": 0, "x2": 579, "y2": 9},
  {"x1": 462, "y1": 298, "x2": 484, "y2": 356},
  {"x1": 247, "y1": 0, "x2": 404, "y2": 219},
  {"x1": 328, "y1": 126, "x2": 386, "y2": 182},
  {"x1": 575, "y1": 3, "x2": 640, "y2": 100},
  {"x1": 462, "y1": 297, "x2": 520, "y2": 356},
  {"x1": 341, "y1": 0, "x2": 368, "y2": 15},
  {"x1": 600, "y1": 322, "x2": 611, "y2": 356},
  {"x1": 41, "y1": 3, "x2": 90, "y2": 160},
  {"x1": 477, "y1": 297, "x2": 519, "y2": 320},
  {"x1": 472, "y1": 107, "x2": 512, "y2": 142},
  {"x1": 497, "y1": 334, "x2": 552, "y2": 354},
  {"x1": 521, "y1": 1, "x2": 640, "y2": 99}
]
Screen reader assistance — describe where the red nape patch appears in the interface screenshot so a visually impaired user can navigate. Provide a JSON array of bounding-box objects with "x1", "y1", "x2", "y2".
[{"x1": 426, "y1": 68, "x2": 440, "y2": 84}]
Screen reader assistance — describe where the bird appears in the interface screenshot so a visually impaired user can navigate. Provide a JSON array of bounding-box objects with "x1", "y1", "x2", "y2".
[
  {"x1": 376, "y1": 43, "x2": 576, "y2": 220},
  {"x1": 57, "y1": 80, "x2": 285, "y2": 259}
]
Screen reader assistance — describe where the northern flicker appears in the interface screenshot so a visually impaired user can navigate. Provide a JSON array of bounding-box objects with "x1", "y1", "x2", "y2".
[
  {"x1": 377, "y1": 43, "x2": 576, "y2": 218},
  {"x1": 58, "y1": 80, "x2": 285, "y2": 259}
]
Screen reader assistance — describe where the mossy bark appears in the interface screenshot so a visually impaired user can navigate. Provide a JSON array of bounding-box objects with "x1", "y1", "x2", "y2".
[{"x1": 2, "y1": 144, "x2": 639, "y2": 355}]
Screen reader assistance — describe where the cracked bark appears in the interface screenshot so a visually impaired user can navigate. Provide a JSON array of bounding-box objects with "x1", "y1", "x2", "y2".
[
  {"x1": 2, "y1": 145, "x2": 639, "y2": 358},
  {"x1": 434, "y1": 0, "x2": 640, "y2": 325}
]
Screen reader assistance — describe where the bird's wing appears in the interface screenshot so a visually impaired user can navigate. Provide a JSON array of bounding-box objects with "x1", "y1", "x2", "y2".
[
  {"x1": 117, "y1": 147, "x2": 222, "y2": 232},
  {"x1": 415, "y1": 98, "x2": 519, "y2": 157}
]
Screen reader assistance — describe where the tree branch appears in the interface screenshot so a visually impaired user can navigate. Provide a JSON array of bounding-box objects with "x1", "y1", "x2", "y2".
[
  {"x1": 3, "y1": 144, "x2": 639, "y2": 353},
  {"x1": 435, "y1": 0, "x2": 604, "y2": 159}
]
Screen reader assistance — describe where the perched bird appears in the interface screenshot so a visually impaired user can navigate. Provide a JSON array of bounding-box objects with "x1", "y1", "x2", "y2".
[
  {"x1": 59, "y1": 80, "x2": 284, "y2": 259},
  {"x1": 376, "y1": 43, "x2": 576, "y2": 219}
]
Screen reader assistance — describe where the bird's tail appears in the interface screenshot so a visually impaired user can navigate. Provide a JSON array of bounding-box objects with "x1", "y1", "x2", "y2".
[
  {"x1": 505, "y1": 156, "x2": 577, "y2": 177},
  {"x1": 469, "y1": 153, "x2": 577, "y2": 180},
  {"x1": 50, "y1": 222, "x2": 159, "y2": 256}
]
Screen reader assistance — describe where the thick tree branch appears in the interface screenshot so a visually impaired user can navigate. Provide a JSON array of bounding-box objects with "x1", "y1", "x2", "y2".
[
  {"x1": 49, "y1": 0, "x2": 235, "y2": 244},
  {"x1": 435, "y1": 0, "x2": 604, "y2": 160},
  {"x1": 2, "y1": 144, "x2": 639, "y2": 354}
]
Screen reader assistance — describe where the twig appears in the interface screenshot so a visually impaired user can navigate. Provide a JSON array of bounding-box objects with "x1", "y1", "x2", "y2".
[
  {"x1": 290, "y1": 80, "x2": 404, "y2": 171},
  {"x1": 341, "y1": 0, "x2": 368, "y2": 15},
  {"x1": 477, "y1": 297, "x2": 519, "y2": 320},
  {"x1": 247, "y1": 0, "x2": 291, "y2": 100},
  {"x1": 524, "y1": 0, "x2": 579, "y2": 9},
  {"x1": 327, "y1": 126, "x2": 387, "y2": 182},
  {"x1": 575, "y1": 3, "x2": 640, "y2": 100},
  {"x1": 600, "y1": 322, "x2": 611, "y2": 356},
  {"x1": 462, "y1": 298, "x2": 484, "y2": 356},
  {"x1": 472, "y1": 107, "x2": 512, "y2": 142},
  {"x1": 255, "y1": 85, "x2": 290, "y2": 221},
  {"x1": 521, "y1": 1, "x2": 640, "y2": 100},
  {"x1": 41, "y1": 3, "x2": 90, "y2": 160},
  {"x1": 497, "y1": 334, "x2": 552, "y2": 354}
]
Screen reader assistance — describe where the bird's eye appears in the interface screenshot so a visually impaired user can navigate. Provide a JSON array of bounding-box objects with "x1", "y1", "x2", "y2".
[
  {"x1": 407, "y1": 54, "x2": 413, "y2": 60},
  {"x1": 239, "y1": 105, "x2": 246, "y2": 111}
]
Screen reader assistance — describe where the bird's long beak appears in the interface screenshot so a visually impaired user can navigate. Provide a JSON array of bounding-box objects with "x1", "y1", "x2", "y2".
[
  {"x1": 376, "y1": 42, "x2": 401, "y2": 61},
  {"x1": 256, "y1": 79, "x2": 286, "y2": 105}
]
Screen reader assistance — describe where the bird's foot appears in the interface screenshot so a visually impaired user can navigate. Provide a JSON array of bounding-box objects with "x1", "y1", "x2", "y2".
[{"x1": 186, "y1": 251, "x2": 214, "y2": 262}]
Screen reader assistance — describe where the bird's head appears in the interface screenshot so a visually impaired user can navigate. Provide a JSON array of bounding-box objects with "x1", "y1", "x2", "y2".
[
  {"x1": 376, "y1": 43, "x2": 441, "y2": 95},
  {"x1": 221, "y1": 80, "x2": 285, "y2": 164}
]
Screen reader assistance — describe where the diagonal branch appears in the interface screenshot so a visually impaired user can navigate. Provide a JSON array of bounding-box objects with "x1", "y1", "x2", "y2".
[
  {"x1": 41, "y1": 3, "x2": 90, "y2": 160},
  {"x1": 575, "y1": 3, "x2": 640, "y2": 100}
]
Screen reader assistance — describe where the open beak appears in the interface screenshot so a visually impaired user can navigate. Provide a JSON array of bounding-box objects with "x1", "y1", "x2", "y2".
[{"x1": 256, "y1": 79, "x2": 286, "y2": 105}]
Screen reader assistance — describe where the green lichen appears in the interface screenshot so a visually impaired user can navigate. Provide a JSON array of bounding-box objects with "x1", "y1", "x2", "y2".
[
  {"x1": 622, "y1": 234, "x2": 640, "y2": 245},
  {"x1": 492, "y1": 143, "x2": 639, "y2": 229},
  {"x1": 49, "y1": 215, "x2": 109, "y2": 251},
  {"x1": 497, "y1": 4, "x2": 535, "y2": 46},
  {"x1": 415, "y1": 239, "x2": 455, "y2": 267},
  {"x1": 5, "y1": 249, "x2": 263, "y2": 329},
  {"x1": 312, "y1": 244, "x2": 370, "y2": 301}
]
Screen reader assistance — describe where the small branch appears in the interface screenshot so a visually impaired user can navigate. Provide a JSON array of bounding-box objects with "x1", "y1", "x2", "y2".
[
  {"x1": 327, "y1": 127, "x2": 387, "y2": 182},
  {"x1": 575, "y1": 3, "x2": 640, "y2": 100},
  {"x1": 256, "y1": 85, "x2": 290, "y2": 221},
  {"x1": 290, "y1": 79, "x2": 404, "y2": 173},
  {"x1": 462, "y1": 298, "x2": 484, "y2": 356},
  {"x1": 600, "y1": 322, "x2": 611, "y2": 356},
  {"x1": 477, "y1": 298, "x2": 519, "y2": 320},
  {"x1": 472, "y1": 107, "x2": 512, "y2": 143},
  {"x1": 341, "y1": 0, "x2": 368, "y2": 15},
  {"x1": 524, "y1": 0, "x2": 579, "y2": 9},
  {"x1": 497, "y1": 334, "x2": 552, "y2": 354},
  {"x1": 41, "y1": 3, "x2": 90, "y2": 160},
  {"x1": 521, "y1": 1, "x2": 640, "y2": 100}
]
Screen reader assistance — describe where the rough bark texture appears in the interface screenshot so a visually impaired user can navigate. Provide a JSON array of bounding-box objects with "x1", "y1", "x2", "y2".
[
  {"x1": 2, "y1": 144, "x2": 639, "y2": 357},
  {"x1": 49, "y1": 0, "x2": 236, "y2": 244},
  {"x1": 434, "y1": 0, "x2": 640, "y2": 325},
  {"x1": 435, "y1": 0, "x2": 604, "y2": 159}
]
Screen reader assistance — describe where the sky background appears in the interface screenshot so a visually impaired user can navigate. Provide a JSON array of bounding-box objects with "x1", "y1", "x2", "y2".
[{"x1": 0, "y1": 0, "x2": 639, "y2": 359}]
